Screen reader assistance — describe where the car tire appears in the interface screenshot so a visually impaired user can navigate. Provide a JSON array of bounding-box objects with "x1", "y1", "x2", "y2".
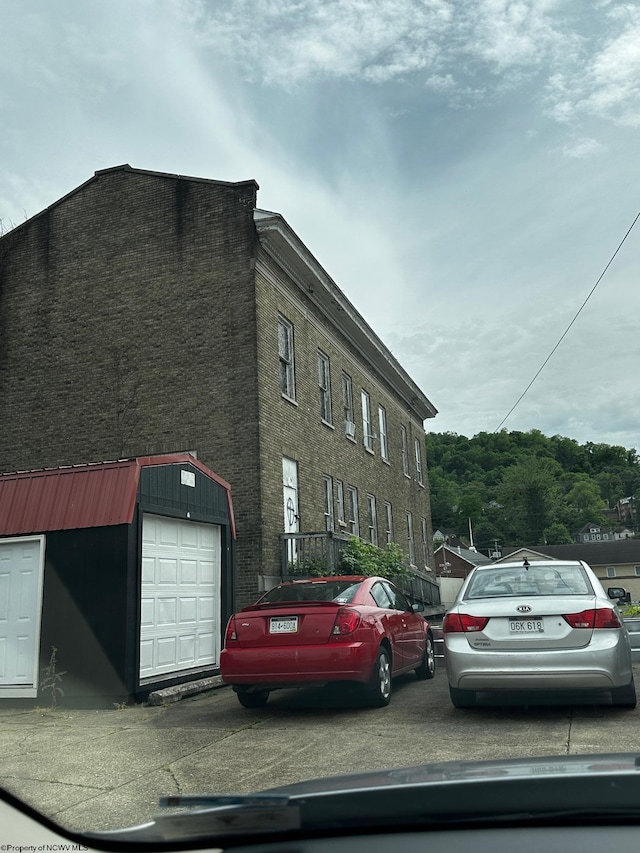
[
  {"x1": 449, "y1": 685, "x2": 477, "y2": 708},
  {"x1": 414, "y1": 634, "x2": 436, "y2": 680},
  {"x1": 236, "y1": 689, "x2": 270, "y2": 709},
  {"x1": 611, "y1": 679, "x2": 637, "y2": 709},
  {"x1": 364, "y1": 646, "x2": 392, "y2": 707}
]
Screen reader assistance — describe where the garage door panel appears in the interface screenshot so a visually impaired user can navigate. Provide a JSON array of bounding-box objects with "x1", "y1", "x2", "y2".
[
  {"x1": 0, "y1": 573, "x2": 9, "y2": 621},
  {"x1": 157, "y1": 637, "x2": 178, "y2": 667},
  {"x1": 159, "y1": 559, "x2": 178, "y2": 585},
  {"x1": 179, "y1": 525, "x2": 199, "y2": 550},
  {"x1": 139, "y1": 640, "x2": 154, "y2": 674},
  {"x1": 179, "y1": 598, "x2": 197, "y2": 623},
  {"x1": 139, "y1": 515, "x2": 221, "y2": 682},
  {"x1": 178, "y1": 635, "x2": 195, "y2": 663},
  {"x1": 197, "y1": 633, "x2": 214, "y2": 661},
  {"x1": 158, "y1": 598, "x2": 177, "y2": 625},
  {"x1": 141, "y1": 557, "x2": 155, "y2": 584},
  {"x1": 200, "y1": 560, "x2": 215, "y2": 584},
  {"x1": 180, "y1": 560, "x2": 198, "y2": 585}
]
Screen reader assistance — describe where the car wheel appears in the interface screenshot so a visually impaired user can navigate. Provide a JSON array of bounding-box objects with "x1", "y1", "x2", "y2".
[
  {"x1": 414, "y1": 634, "x2": 436, "y2": 680},
  {"x1": 236, "y1": 689, "x2": 270, "y2": 709},
  {"x1": 449, "y1": 685, "x2": 477, "y2": 708},
  {"x1": 611, "y1": 679, "x2": 637, "y2": 709},
  {"x1": 364, "y1": 647, "x2": 392, "y2": 707}
]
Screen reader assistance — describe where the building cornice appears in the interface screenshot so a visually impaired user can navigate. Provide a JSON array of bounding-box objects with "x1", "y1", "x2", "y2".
[{"x1": 254, "y1": 209, "x2": 437, "y2": 423}]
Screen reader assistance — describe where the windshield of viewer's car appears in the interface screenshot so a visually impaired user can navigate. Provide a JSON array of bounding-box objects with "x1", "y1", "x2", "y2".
[{"x1": 465, "y1": 565, "x2": 594, "y2": 600}]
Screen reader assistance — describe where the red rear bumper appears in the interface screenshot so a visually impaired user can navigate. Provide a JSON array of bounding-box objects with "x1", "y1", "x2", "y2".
[{"x1": 220, "y1": 641, "x2": 377, "y2": 686}]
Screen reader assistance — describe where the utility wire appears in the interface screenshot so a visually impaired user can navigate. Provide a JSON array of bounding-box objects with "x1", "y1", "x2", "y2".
[{"x1": 494, "y1": 210, "x2": 640, "y2": 433}]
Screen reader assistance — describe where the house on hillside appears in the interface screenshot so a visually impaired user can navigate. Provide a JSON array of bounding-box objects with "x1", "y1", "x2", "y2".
[
  {"x1": 500, "y1": 541, "x2": 640, "y2": 601},
  {"x1": 0, "y1": 165, "x2": 439, "y2": 698}
]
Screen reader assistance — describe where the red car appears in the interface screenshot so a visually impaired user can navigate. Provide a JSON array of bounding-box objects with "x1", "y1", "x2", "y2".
[{"x1": 220, "y1": 575, "x2": 435, "y2": 708}]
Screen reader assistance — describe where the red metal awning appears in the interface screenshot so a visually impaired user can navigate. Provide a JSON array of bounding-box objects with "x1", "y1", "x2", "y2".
[{"x1": 0, "y1": 454, "x2": 235, "y2": 537}]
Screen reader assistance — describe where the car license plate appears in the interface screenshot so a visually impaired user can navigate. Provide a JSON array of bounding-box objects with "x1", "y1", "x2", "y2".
[
  {"x1": 509, "y1": 618, "x2": 544, "y2": 634},
  {"x1": 269, "y1": 617, "x2": 298, "y2": 634}
]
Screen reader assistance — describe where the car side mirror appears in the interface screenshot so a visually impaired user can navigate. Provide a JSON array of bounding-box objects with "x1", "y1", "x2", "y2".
[
  {"x1": 411, "y1": 602, "x2": 424, "y2": 613},
  {"x1": 608, "y1": 587, "x2": 630, "y2": 604}
]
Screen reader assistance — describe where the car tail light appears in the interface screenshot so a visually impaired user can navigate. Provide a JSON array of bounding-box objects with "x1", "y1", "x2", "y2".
[
  {"x1": 563, "y1": 608, "x2": 621, "y2": 629},
  {"x1": 225, "y1": 616, "x2": 238, "y2": 643},
  {"x1": 330, "y1": 607, "x2": 361, "y2": 638},
  {"x1": 443, "y1": 613, "x2": 489, "y2": 633}
]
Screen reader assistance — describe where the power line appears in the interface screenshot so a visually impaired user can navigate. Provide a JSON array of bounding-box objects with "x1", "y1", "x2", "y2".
[{"x1": 494, "y1": 210, "x2": 640, "y2": 433}]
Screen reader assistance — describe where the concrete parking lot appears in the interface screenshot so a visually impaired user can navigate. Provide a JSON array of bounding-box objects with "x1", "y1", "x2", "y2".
[{"x1": 3, "y1": 666, "x2": 640, "y2": 834}]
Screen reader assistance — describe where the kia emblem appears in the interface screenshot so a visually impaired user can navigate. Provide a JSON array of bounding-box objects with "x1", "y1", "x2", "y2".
[{"x1": 517, "y1": 605, "x2": 532, "y2": 613}]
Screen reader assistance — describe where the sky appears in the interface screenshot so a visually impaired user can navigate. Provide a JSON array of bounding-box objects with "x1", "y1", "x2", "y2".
[{"x1": 2, "y1": 0, "x2": 639, "y2": 449}]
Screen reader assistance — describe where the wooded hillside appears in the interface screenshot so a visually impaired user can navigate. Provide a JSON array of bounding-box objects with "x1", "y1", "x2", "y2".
[{"x1": 425, "y1": 429, "x2": 640, "y2": 551}]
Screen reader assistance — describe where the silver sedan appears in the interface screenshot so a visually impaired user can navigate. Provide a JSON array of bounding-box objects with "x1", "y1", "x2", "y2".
[{"x1": 443, "y1": 559, "x2": 636, "y2": 709}]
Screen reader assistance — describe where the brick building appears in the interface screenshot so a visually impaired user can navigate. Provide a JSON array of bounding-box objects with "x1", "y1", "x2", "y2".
[{"x1": 0, "y1": 165, "x2": 437, "y2": 615}]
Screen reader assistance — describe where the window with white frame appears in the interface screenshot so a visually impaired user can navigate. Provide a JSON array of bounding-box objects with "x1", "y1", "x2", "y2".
[
  {"x1": 347, "y1": 486, "x2": 359, "y2": 537},
  {"x1": 278, "y1": 316, "x2": 295, "y2": 400},
  {"x1": 367, "y1": 494, "x2": 378, "y2": 545},
  {"x1": 635, "y1": 566, "x2": 640, "y2": 577},
  {"x1": 421, "y1": 517, "x2": 429, "y2": 568},
  {"x1": 606, "y1": 567, "x2": 616, "y2": 578},
  {"x1": 401, "y1": 425, "x2": 409, "y2": 476},
  {"x1": 342, "y1": 372, "x2": 355, "y2": 438},
  {"x1": 336, "y1": 480, "x2": 345, "y2": 527},
  {"x1": 415, "y1": 438, "x2": 424, "y2": 485},
  {"x1": 384, "y1": 501, "x2": 393, "y2": 544},
  {"x1": 378, "y1": 406, "x2": 388, "y2": 462},
  {"x1": 407, "y1": 511, "x2": 416, "y2": 566},
  {"x1": 318, "y1": 351, "x2": 332, "y2": 424},
  {"x1": 361, "y1": 390, "x2": 373, "y2": 451},
  {"x1": 323, "y1": 475, "x2": 334, "y2": 532}
]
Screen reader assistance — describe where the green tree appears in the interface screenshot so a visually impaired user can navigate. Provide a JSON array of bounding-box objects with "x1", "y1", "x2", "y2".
[
  {"x1": 544, "y1": 522, "x2": 574, "y2": 545},
  {"x1": 497, "y1": 457, "x2": 563, "y2": 546}
]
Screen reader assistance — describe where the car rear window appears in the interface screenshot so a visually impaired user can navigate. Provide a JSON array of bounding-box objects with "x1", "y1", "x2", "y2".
[
  {"x1": 259, "y1": 580, "x2": 363, "y2": 604},
  {"x1": 464, "y1": 565, "x2": 593, "y2": 600}
]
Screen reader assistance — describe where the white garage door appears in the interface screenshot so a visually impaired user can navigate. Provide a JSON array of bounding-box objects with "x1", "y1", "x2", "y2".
[
  {"x1": 139, "y1": 515, "x2": 221, "y2": 682},
  {"x1": 0, "y1": 536, "x2": 45, "y2": 698}
]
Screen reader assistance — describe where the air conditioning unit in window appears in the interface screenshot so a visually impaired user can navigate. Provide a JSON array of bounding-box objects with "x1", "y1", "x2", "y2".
[{"x1": 345, "y1": 421, "x2": 356, "y2": 438}]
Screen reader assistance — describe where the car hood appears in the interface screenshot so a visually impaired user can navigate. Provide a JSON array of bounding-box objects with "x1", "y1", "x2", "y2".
[{"x1": 89, "y1": 753, "x2": 640, "y2": 845}]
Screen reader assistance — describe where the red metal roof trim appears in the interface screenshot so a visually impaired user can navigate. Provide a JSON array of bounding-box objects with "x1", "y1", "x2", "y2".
[{"x1": 0, "y1": 455, "x2": 235, "y2": 538}]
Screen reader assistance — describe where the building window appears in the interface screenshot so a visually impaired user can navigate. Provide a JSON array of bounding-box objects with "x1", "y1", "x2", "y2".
[
  {"x1": 336, "y1": 480, "x2": 345, "y2": 527},
  {"x1": 606, "y1": 567, "x2": 616, "y2": 578},
  {"x1": 415, "y1": 438, "x2": 423, "y2": 485},
  {"x1": 401, "y1": 425, "x2": 409, "y2": 476},
  {"x1": 378, "y1": 406, "x2": 388, "y2": 462},
  {"x1": 361, "y1": 390, "x2": 373, "y2": 451},
  {"x1": 407, "y1": 512, "x2": 416, "y2": 566},
  {"x1": 342, "y1": 372, "x2": 355, "y2": 438},
  {"x1": 367, "y1": 494, "x2": 378, "y2": 545},
  {"x1": 384, "y1": 501, "x2": 393, "y2": 544},
  {"x1": 318, "y1": 351, "x2": 332, "y2": 424},
  {"x1": 635, "y1": 566, "x2": 640, "y2": 576},
  {"x1": 323, "y1": 475, "x2": 334, "y2": 532},
  {"x1": 421, "y1": 517, "x2": 429, "y2": 568},
  {"x1": 347, "y1": 486, "x2": 359, "y2": 537},
  {"x1": 278, "y1": 316, "x2": 295, "y2": 400}
]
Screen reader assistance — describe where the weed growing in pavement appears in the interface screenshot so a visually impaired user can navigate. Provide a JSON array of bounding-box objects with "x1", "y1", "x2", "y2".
[{"x1": 39, "y1": 646, "x2": 66, "y2": 710}]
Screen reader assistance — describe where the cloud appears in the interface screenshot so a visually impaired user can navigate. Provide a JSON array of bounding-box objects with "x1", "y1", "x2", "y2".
[
  {"x1": 545, "y1": 5, "x2": 640, "y2": 127},
  {"x1": 561, "y1": 137, "x2": 605, "y2": 158}
]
